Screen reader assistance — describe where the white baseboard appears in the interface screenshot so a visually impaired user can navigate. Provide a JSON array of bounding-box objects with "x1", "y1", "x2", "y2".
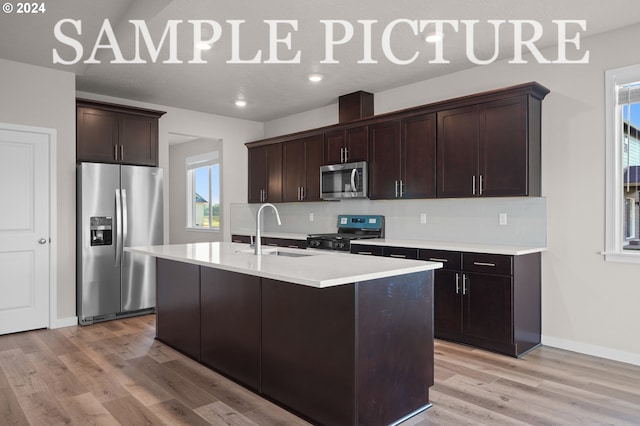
[
  {"x1": 50, "y1": 316, "x2": 78, "y2": 329},
  {"x1": 542, "y1": 335, "x2": 640, "y2": 366}
]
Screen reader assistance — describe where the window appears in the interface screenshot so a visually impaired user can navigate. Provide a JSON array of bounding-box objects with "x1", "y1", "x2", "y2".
[
  {"x1": 186, "y1": 151, "x2": 220, "y2": 230},
  {"x1": 605, "y1": 64, "x2": 640, "y2": 261}
]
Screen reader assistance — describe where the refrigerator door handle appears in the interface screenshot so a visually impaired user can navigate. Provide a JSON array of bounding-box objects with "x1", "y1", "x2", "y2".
[
  {"x1": 115, "y1": 189, "x2": 122, "y2": 267},
  {"x1": 121, "y1": 189, "x2": 128, "y2": 251}
]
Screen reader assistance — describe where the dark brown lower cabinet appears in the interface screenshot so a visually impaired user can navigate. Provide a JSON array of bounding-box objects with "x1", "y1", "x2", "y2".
[
  {"x1": 156, "y1": 259, "x2": 201, "y2": 360},
  {"x1": 200, "y1": 268, "x2": 261, "y2": 391},
  {"x1": 262, "y1": 272, "x2": 433, "y2": 426},
  {"x1": 420, "y1": 249, "x2": 541, "y2": 357}
]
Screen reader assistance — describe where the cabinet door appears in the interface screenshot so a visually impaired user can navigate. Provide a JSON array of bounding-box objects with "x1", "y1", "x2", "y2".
[
  {"x1": 345, "y1": 126, "x2": 369, "y2": 162},
  {"x1": 248, "y1": 144, "x2": 282, "y2": 203},
  {"x1": 325, "y1": 130, "x2": 345, "y2": 164},
  {"x1": 200, "y1": 268, "x2": 261, "y2": 391},
  {"x1": 479, "y1": 96, "x2": 528, "y2": 196},
  {"x1": 156, "y1": 259, "x2": 200, "y2": 360},
  {"x1": 433, "y1": 269, "x2": 463, "y2": 338},
  {"x1": 463, "y1": 272, "x2": 513, "y2": 344},
  {"x1": 265, "y1": 143, "x2": 283, "y2": 203},
  {"x1": 370, "y1": 121, "x2": 401, "y2": 199},
  {"x1": 247, "y1": 146, "x2": 267, "y2": 203},
  {"x1": 77, "y1": 107, "x2": 119, "y2": 163},
  {"x1": 282, "y1": 140, "x2": 305, "y2": 202},
  {"x1": 437, "y1": 105, "x2": 479, "y2": 197},
  {"x1": 119, "y1": 114, "x2": 158, "y2": 166},
  {"x1": 402, "y1": 113, "x2": 436, "y2": 198},
  {"x1": 303, "y1": 134, "x2": 324, "y2": 201},
  {"x1": 262, "y1": 279, "x2": 356, "y2": 426}
]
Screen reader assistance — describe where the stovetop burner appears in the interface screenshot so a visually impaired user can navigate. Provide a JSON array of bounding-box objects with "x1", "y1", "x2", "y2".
[{"x1": 307, "y1": 215, "x2": 384, "y2": 251}]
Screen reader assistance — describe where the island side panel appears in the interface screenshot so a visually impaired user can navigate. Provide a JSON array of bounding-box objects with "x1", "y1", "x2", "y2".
[
  {"x1": 200, "y1": 267, "x2": 261, "y2": 391},
  {"x1": 156, "y1": 258, "x2": 201, "y2": 360},
  {"x1": 261, "y1": 279, "x2": 356, "y2": 426},
  {"x1": 356, "y1": 271, "x2": 434, "y2": 426}
]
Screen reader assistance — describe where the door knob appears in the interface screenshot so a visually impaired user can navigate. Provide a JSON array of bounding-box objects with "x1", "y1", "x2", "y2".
[{"x1": 38, "y1": 238, "x2": 47, "y2": 244}]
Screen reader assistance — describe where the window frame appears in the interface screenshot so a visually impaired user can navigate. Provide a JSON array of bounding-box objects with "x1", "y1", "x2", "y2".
[
  {"x1": 604, "y1": 64, "x2": 640, "y2": 262},
  {"x1": 185, "y1": 151, "x2": 221, "y2": 232}
]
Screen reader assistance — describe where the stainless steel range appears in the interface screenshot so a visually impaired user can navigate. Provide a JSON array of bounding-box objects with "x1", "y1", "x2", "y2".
[{"x1": 307, "y1": 215, "x2": 384, "y2": 252}]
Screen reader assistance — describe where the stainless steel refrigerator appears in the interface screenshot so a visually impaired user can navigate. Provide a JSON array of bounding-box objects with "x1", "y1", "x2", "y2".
[{"x1": 77, "y1": 162, "x2": 163, "y2": 325}]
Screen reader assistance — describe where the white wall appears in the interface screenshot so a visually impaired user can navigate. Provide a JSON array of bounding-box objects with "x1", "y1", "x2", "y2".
[
  {"x1": 169, "y1": 137, "x2": 223, "y2": 244},
  {"x1": 262, "y1": 24, "x2": 640, "y2": 365},
  {"x1": 0, "y1": 59, "x2": 76, "y2": 325}
]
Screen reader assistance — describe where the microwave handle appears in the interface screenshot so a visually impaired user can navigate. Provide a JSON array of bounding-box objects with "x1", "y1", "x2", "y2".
[{"x1": 351, "y1": 168, "x2": 358, "y2": 191}]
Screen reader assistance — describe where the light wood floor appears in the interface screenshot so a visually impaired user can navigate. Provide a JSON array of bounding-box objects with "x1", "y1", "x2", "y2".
[{"x1": 1, "y1": 315, "x2": 639, "y2": 425}]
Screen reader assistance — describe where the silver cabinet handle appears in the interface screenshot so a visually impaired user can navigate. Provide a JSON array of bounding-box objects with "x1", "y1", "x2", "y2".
[
  {"x1": 301, "y1": 186, "x2": 305, "y2": 200},
  {"x1": 395, "y1": 180, "x2": 399, "y2": 197},
  {"x1": 344, "y1": 147, "x2": 348, "y2": 162},
  {"x1": 472, "y1": 175, "x2": 476, "y2": 195},
  {"x1": 462, "y1": 274, "x2": 468, "y2": 295},
  {"x1": 356, "y1": 251, "x2": 373, "y2": 255},
  {"x1": 38, "y1": 238, "x2": 47, "y2": 244},
  {"x1": 429, "y1": 258, "x2": 448, "y2": 263},
  {"x1": 455, "y1": 273, "x2": 460, "y2": 294},
  {"x1": 120, "y1": 144, "x2": 124, "y2": 161},
  {"x1": 473, "y1": 261, "x2": 496, "y2": 267},
  {"x1": 114, "y1": 145, "x2": 118, "y2": 161},
  {"x1": 399, "y1": 180, "x2": 404, "y2": 198},
  {"x1": 479, "y1": 174, "x2": 484, "y2": 195},
  {"x1": 390, "y1": 254, "x2": 407, "y2": 258}
]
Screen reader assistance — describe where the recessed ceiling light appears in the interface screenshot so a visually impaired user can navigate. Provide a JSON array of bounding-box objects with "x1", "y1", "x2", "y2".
[
  {"x1": 424, "y1": 32, "x2": 444, "y2": 43},
  {"x1": 235, "y1": 99, "x2": 247, "y2": 107},
  {"x1": 196, "y1": 42, "x2": 212, "y2": 50},
  {"x1": 308, "y1": 73, "x2": 324, "y2": 83}
]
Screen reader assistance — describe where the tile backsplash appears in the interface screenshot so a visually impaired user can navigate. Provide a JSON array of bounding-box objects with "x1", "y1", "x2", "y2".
[{"x1": 230, "y1": 197, "x2": 546, "y2": 246}]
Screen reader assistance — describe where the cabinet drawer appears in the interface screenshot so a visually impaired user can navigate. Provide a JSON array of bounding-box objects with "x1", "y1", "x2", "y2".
[
  {"x1": 382, "y1": 246, "x2": 419, "y2": 260},
  {"x1": 350, "y1": 244, "x2": 383, "y2": 256},
  {"x1": 462, "y1": 253, "x2": 512, "y2": 276},
  {"x1": 231, "y1": 234, "x2": 252, "y2": 244},
  {"x1": 418, "y1": 249, "x2": 461, "y2": 270},
  {"x1": 263, "y1": 237, "x2": 307, "y2": 249}
]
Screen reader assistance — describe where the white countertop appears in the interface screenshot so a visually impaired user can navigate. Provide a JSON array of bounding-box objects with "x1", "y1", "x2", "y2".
[
  {"x1": 126, "y1": 242, "x2": 442, "y2": 288},
  {"x1": 352, "y1": 238, "x2": 546, "y2": 255}
]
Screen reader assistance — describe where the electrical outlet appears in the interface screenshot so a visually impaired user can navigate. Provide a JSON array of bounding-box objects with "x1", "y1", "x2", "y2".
[
  {"x1": 420, "y1": 213, "x2": 427, "y2": 224},
  {"x1": 499, "y1": 213, "x2": 508, "y2": 226},
  {"x1": 309, "y1": 213, "x2": 314, "y2": 222}
]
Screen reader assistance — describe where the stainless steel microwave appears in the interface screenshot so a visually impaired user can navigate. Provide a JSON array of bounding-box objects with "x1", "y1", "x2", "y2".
[{"x1": 320, "y1": 161, "x2": 368, "y2": 200}]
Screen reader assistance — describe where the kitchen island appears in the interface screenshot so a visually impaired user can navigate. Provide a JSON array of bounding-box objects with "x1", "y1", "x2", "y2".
[{"x1": 126, "y1": 242, "x2": 442, "y2": 426}]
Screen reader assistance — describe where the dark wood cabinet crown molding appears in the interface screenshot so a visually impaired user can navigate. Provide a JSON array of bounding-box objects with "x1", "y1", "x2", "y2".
[
  {"x1": 76, "y1": 98, "x2": 166, "y2": 118},
  {"x1": 245, "y1": 81, "x2": 549, "y2": 148}
]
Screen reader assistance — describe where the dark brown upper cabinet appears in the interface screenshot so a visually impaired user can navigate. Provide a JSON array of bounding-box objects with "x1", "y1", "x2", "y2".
[
  {"x1": 437, "y1": 94, "x2": 542, "y2": 197},
  {"x1": 282, "y1": 134, "x2": 324, "y2": 202},
  {"x1": 76, "y1": 99, "x2": 165, "y2": 167},
  {"x1": 246, "y1": 82, "x2": 549, "y2": 201},
  {"x1": 248, "y1": 143, "x2": 282, "y2": 203},
  {"x1": 369, "y1": 113, "x2": 436, "y2": 199},
  {"x1": 325, "y1": 126, "x2": 369, "y2": 164}
]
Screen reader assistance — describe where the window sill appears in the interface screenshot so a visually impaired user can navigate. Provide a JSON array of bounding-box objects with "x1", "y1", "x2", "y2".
[
  {"x1": 602, "y1": 251, "x2": 640, "y2": 264},
  {"x1": 185, "y1": 227, "x2": 220, "y2": 233}
]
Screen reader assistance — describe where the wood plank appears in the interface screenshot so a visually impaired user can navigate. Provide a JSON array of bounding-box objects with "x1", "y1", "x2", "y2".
[
  {"x1": 0, "y1": 349, "x2": 48, "y2": 395},
  {"x1": 195, "y1": 400, "x2": 260, "y2": 426},
  {"x1": 56, "y1": 392, "x2": 120, "y2": 426},
  {"x1": 102, "y1": 395, "x2": 165, "y2": 425},
  {"x1": 150, "y1": 398, "x2": 212, "y2": 426},
  {"x1": 33, "y1": 329, "x2": 80, "y2": 355},
  {"x1": 16, "y1": 390, "x2": 71, "y2": 425},
  {"x1": 0, "y1": 387, "x2": 30, "y2": 426}
]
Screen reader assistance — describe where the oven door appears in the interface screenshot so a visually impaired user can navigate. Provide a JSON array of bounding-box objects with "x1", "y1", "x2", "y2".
[{"x1": 320, "y1": 161, "x2": 368, "y2": 200}]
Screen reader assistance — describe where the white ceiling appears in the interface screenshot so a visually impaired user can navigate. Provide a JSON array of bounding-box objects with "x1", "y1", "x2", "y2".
[{"x1": 1, "y1": 0, "x2": 639, "y2": 122}]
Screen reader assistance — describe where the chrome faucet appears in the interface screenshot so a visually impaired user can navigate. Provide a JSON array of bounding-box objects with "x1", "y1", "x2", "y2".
[{"x1": 255, "y1": 203, "x2": 282, "y2": 255}]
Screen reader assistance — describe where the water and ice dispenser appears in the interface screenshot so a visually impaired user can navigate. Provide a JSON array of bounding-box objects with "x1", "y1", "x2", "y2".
[{"x1": 90, "y1": 216, "x2": 112, "y2": 246}]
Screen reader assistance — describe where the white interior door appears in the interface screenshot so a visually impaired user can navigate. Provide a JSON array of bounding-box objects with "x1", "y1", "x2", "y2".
[{"x1": 0, "y1": 126, "x2": 50, "y2": 335}]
